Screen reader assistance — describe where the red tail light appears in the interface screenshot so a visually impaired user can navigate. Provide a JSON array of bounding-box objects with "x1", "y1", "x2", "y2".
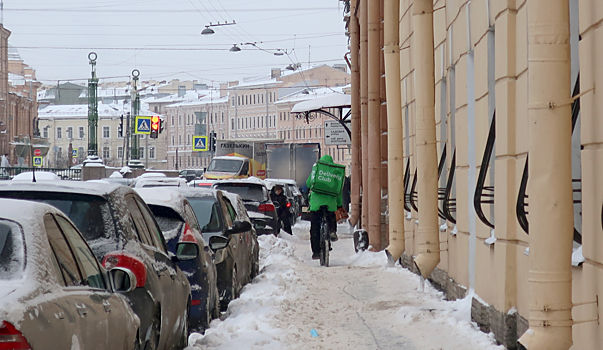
[
  {"x1": 286, "y1": 202, "x2": 291, "y2": 208},
  {"x1": 0, "y1": 321, "x2": 31, "y2": 350},
  {"x1": 191, "y1": 299, "x2": 201, "y2": 306},
  {"x1": 258, "y1": 203, "x2": 275, "y2": 212},
  {"x1": 102, "y1": 252, "x2": 147, "y2": 288},
  {"x1": 181, "y1": 222, "x2": 198, "y2": 243}
]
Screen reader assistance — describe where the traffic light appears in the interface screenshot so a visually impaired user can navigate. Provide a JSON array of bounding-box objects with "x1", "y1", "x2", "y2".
[
  {"x1": 118, "y1": 115, "x2": 124, "y2": 137},
  {"x1": 210, "y1": 132, "x2": 217, "y2": 152},
  {"x1": 159, "y1": 118, "x2": 165, "y2": 134},
  {"x1": 150, "y1": 115, "x2": 160, "y2": 139}
]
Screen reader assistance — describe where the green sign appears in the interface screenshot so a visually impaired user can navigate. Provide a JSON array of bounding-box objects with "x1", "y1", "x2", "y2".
[
  {"x1": 135, "y1": 116, "x2": 152, "y2": 135},
  {"x1": 192, "y1": 136, "x2": 209, "y2": 152},
  {"x1": 33, "y1": 156, "x2": 43, "y2": 167}
]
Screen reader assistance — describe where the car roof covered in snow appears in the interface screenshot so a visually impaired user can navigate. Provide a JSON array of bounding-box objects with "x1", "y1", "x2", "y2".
[
  {"x1": 0, "y1": 179, "x2": 126, "y2": 197},
  {"x1": 213, "y1": 176, "x2": 267, "y2": 187},
  {"x1": 135, "y1": 188, "x2": 188, "y2": 216},
  {"x1": 134, "y1": 177, "x2": 187, "y2": 188},
  {"x1": 211, "y1": 156, "x2": 246, "y2": 161},
  {"x1": 12, "y1": 171, "x2": 62, "y2": 182},
  {"x1": 176, "y1": 187, "x2": 218, "y2": 199}
]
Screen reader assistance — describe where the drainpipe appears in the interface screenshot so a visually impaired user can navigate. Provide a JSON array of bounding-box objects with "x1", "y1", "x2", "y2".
[
  {"x1": 349, "y1": 0, "x2": 361, "y2": 228},
  {"x1": 411, "y1": 0, "x2": 440, "y2": 278},
  {"x1": 368, "y1": 0, "x2": 383, "y2": 250},
  {"x1": 360, "y1": 0, "x2": 369, "y2": 229},
  {"x1": 384, "y1": 0, "x2": 404, "y2": 262},
  {"x1": 518, "y1": 0, "x2": 573, "y2": 348}
]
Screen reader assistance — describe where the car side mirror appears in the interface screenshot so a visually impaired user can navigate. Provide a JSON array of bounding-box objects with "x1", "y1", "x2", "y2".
[
  {"x1": 174, "y1": 242, "x2": 199, "y2": 262},
  {"x1": 226, "y1": 220, "x2": 252, "y2": 235},
  {"x1": 253, "y1": 219, "x2": 267, "y2": 230},
  {"x1": 209, "y1": 235, "x2": 229, "y2": 251},
  {"x1": 109, "y1": 267, "x2": 137, "y2": 293}
]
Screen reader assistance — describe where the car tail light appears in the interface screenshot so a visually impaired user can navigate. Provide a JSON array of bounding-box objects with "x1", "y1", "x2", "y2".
[
  {"x1": 102, "y1": 252, "x2": 147, "y2": 288},
  {"x1": 191, "y1": 299, "x2": 201, "y2": 306},
  {"x1": 286, "y1": 202, "x2": 291, "y2": 208},
  {"x1": 0, "y1": 321, "x2": 31, "y2": 350},
  {"x1": 181, "y1": 223, "x2": 198, "y2": 243},
  {"x1": 258, "y1": 203, "x2": 275, "y2": 212}
]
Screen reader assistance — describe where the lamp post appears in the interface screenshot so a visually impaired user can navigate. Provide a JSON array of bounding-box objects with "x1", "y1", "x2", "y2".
[{"x1": 201, "y1": 21, "x2": 236, "y2": 35}]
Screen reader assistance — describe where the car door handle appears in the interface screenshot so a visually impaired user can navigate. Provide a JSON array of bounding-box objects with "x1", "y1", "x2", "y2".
[
  {"x1": 102, "y1": 301, "x2": 112, "y2": 314},
  {"x1": 56, "y1": 311, "x2": 65, "y2": 319},
  {"x1": 75, "y1": 304, "x2": 87, "y2": 317}
]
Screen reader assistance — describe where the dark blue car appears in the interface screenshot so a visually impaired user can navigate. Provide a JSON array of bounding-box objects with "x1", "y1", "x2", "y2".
[{"x1": 136, "y1": 188, "x2": 222, "y2": 332}]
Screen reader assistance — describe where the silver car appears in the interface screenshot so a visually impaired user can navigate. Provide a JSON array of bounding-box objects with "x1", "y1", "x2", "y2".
[{"x1": 0, "y1": 198, "x2": 140, "y2": 349}]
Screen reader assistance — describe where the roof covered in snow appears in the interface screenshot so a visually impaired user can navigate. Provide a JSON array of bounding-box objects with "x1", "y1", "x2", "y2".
[
  {"x1": 291, "y1": 93, "x2": 351, "y2": 113},
  {"x1": 38, "y1": 102, "x2": 156, "y2": 119}
]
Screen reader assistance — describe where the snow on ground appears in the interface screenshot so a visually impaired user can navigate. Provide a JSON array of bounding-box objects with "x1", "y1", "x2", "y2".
[{"x1": 187, "y1": 220, "x2": 505, "y2": 350}]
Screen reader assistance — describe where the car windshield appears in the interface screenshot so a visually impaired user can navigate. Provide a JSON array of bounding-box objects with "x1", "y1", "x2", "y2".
[
  {"x1": 187, "y1": 198, "x2": 222, "y2": 232},
  {"x1": 207, "y1": 159, "x2": 243, "y2": 173},
  {"x1": 214, "y1": 183, "x2": 267, "y2": 202},
  {"x1": 0, "y1": 191, "x2": 111, "y2": 248},
  {"x1": 0, "y1": 220, "x2": 24, "y2": 281}
]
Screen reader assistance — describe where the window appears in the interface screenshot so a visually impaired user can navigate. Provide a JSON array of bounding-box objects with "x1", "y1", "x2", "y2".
[
  {"x1": 172, "y1": 136, "x2": 175, "y2": 146},
  {"x1": 44, "y1": 214, "x2": 81, "y2": 287},
  {"x1": 232, "y1": 96, "x2": 235, "y2": 106},
  {"x1": 154, "y1": 106, "x2": 158, "y2": 112},
  {"x1": 288, "y1": 130, "x2": 291, "y2": 139},
  {"x1": 179, "y1": 115, "x2": 182, "y2": 125},
  {"x1": 118, "y1": 146, "x2": 123, "y2": 159},
  {"x1": 179, "y1": 135, "x2": 182, "y2": 145},
  {"x1": 253, "y1": 95, "x2": 256, "y2": 104},
  {"x1": 171, "y1": 116, "x2": 174, "y2": 126},
  {"x1": 222, "y1": 112, "x2": 224, "y2": 123},
  {"x1": 66, "y1": 127, "x2": 73, "y2": 140},
  {"x1": 43, "y1": 127, "x2": 48, "y2": 138},
  {"x1": 102, "y1": 126, "x2": 110, "y2": 138},
  {"x1": 78, "y1": 147, "x2": 85, "y2": 161},
  {"x1": 102, "y1": 147, "x2": 110, "y2": 159},
  {"x1": 56, "y1": 127, "x2": 62, "y2": 139},
  {"x1": 139, "y1": 147, "x2": 145, "y2": 159},
  {"x1": 149, "y1": 147, "x2": 155, "y2": 159},
  {"x1": 55, "y1": 216, "x2": 105, "y2": 289},
  {"x1": 231, "y1": 119, "x2": 235, "y2": 130},
  {"x1": 79, "y1": 126, "x2": 85, "y2": 139}
]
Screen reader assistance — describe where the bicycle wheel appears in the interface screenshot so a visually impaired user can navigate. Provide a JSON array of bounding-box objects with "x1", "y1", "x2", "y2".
[{"x1": 319, "y1": 214, "x2": 330, "y2": 267}]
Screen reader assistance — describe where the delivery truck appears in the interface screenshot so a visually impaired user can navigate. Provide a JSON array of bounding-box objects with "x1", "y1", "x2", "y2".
[
  {"x1": 265, "y1": 142, "x2": 321, "y2": 188},
  {"x1": 204, "y1": 139, "x2": 283, "y2": 180}
]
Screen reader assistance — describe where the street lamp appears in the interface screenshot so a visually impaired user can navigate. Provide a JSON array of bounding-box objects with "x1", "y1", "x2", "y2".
[
  {"x1": 201, "y1": 21, "x2": 237, "y2": 35},
  {"x1": 229, "y1": 44, "x2": 242, "y2": 52}
]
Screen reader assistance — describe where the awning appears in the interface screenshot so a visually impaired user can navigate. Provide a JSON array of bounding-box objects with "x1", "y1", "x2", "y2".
[{"x1": 291, "y1": 94, "x2": 351, "y2": 113}]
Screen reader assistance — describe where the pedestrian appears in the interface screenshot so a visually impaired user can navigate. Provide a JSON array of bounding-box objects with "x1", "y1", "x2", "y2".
[
  {"x1": 270, "y1": 184, "x2": 292, "y2": 235},
  {"x1": 306, "y1": 155, "x2": 344, "y2": 260}
]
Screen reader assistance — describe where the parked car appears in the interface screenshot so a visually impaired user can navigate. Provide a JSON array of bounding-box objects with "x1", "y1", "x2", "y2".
[
  {"x1": 279, "y1": 179, "x2": 304, "y2": 220},
  {"x1": 135, "y1": 188, "x2": 221, "y2": 332},
  {"x1": 178, "y1": 188, "x2": 254, "y2": 310},
  {"x1": 0, "y1": 181, "x2": 192, "y2": 350},
  {"x1": 212, "y1": 177, "x2": 279, "y2": 236},
  {"x1": 0, "y1": 198, "x2": 140, "y2": 349},
  {"x1": 180, "y1": 169, "x2": 204, "y2": 182},
  {"x1": 188, "y1": 179, "x2": 216, "y2": 188},
  {"x1": 135, "y1": 177, "x2": 188, "y2": 188},
  {"x1": 222, "y1": 191, "x2": 260, "y2": 280}
]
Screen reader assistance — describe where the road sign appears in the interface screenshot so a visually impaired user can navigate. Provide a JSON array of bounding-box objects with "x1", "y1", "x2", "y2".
[
  {"x1": 34, "y1": 149, "x2": 41, "y2": 156},
  {"x1": 33, "y1": 156, "x2": 43, "y2": 167},
  {"x1": 192, "y1": 136, "x2": 209, "y2": 151},
  {"x1": 135, "y1": 116, "x2": 152, "y2": 135},
  {"x1": 72, "y1": 149, "x2": 78, "y2": 158},
  {"x1": 324, "y1": 121, "x2": 351, "y2": 145},
  {"x1": 72, "y1": 157, "x2": 77, "y2": 165}
]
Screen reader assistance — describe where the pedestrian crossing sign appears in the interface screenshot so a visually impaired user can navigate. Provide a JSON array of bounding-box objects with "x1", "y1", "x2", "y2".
[
  {"x1": 33, "y1": 156, "x2": 43, "y2": 167},
  {"x1": 72, "y1": 149, "x2": 78, "y2": 158},
  {"x1": 192, "y1": 136, "x2": 209, "y2": 151},
  {"x1": 135, "y1": 116, "x2": 152, "y2": 135}
]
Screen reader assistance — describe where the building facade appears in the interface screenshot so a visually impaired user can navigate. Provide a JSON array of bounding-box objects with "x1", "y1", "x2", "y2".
[
  {"x1": 38, "y1": 103, "x2": 167, "y2": 169},
  {"x1": 345, "y1": 0, "x2": 603, "y2": 349}
]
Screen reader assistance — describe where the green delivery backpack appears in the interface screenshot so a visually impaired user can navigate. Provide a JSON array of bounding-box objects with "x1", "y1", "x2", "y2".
[{"x1": 309, "y1": 160, "x2": 346, "y2": 196}]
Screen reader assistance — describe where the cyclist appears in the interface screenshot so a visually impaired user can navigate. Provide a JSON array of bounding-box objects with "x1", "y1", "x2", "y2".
[
  {"x1": 270, "y1": 184, "x2": 292, "y2": 235},
  {"x1": 306, "y1": 155, "x2": 343, "y2": 260}
]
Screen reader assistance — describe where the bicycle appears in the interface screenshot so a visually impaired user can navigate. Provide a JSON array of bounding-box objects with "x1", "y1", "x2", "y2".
[{"x1": 318, "y1": 206, "x2": 331, "y2": 267}]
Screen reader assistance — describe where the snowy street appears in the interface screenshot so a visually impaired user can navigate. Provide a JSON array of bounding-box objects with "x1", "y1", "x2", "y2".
[{"x1": 187, "y1": 221, "x2": 505, "y2": 350}]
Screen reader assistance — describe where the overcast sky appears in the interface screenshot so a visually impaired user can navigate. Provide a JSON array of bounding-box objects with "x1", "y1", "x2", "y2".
[{"x1": 4, "y1": 0, "x2": 348, "y2": 86}]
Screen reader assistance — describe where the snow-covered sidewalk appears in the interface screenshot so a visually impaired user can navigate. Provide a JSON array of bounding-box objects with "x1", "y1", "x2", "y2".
[{"x1": 186, "y1": 221, "x2": 505, "y2": 350}]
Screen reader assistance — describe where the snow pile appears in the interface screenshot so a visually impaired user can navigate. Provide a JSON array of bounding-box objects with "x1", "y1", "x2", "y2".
[
  {"x1": 349, "y1": 249, "x2": 388, "y2": 267},
  {"x1": 186, "y1": 234, "x2": 299, "y2": 350}
]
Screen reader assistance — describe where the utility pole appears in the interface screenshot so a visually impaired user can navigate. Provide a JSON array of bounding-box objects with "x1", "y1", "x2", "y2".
[
  {"x1": 125, "y1": 112, "x2": 131, "y2": 164},
  {"x1": 87, "y1": 52, "x2": 99, "y2": 158},
  {"x1": 129, "y1": 69, "x2": 143, "y2": 168}
]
